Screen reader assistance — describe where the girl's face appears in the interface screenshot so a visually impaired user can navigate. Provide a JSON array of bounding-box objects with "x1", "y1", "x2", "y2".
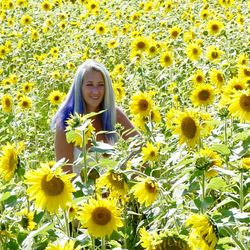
[{"x1": 82, "y1": 69, "x2": 105, "y2": 113}]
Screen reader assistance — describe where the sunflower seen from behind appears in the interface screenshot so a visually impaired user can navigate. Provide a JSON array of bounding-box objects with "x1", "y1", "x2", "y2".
[
  {"x1": 130, "y1": 177, "x2": 159, "y2": 207},
  {"x1": 78, "y1": 198, "x2": 123, "y2": 238},
  {"x1": 25, "y1": 164, "x2": 75, "y2": 213}
]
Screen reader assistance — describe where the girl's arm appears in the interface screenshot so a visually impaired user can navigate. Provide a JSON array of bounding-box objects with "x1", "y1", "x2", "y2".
[
  {"x1": 55, "y1": 122, "x2": 74, "y2": 173},
  {"x1": 116, "y1": 107, "x2": 140, "y2": 140}
]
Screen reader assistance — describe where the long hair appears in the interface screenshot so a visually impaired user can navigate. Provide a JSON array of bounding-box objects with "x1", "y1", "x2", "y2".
[{"x1": 51, "y1": 59, "x2": 117, "y2": 143}]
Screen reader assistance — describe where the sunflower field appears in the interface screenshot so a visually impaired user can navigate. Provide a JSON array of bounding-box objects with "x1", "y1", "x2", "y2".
[{"x1": 0, "y1": 0, "x2": 250, "y2": 249}]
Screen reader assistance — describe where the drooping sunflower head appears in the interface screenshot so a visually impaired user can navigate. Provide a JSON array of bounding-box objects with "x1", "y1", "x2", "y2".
[
  {"x1": 186, "y1": 214, "x2": 218, "y2": 250},
  {"x1": 25, "y1": 164, "x2": 75, "y2": 213},
  {"x1": 96, "y1": 170, "x2": 129, "y2": 200},
  {"x1": 0, "y1": 143, "x2": 19, "y2": 181},
  {"x1": 1, "y1": 94, "x2": 13, "y2": 113},
  {"x1": 130, "y1": 177, "x2": 159, "y2": 207},
  {"x1": 17, "y1": 208, "x2": 36, "y2": 231},
  {"x1": 78, "y1": 198, "x2": 123, "y2": 238}
]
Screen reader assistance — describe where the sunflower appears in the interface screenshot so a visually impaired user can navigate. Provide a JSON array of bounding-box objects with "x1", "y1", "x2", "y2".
[
  {"x1": 141, "y1": 142, "x2": 160, "y2": 163},
  {"x1": 209, "y1": 68, "x2": 225, "y2": 88},
  {"x1": 206, "y1": 45, "x2": 223, "y2": 63},
  {"x1": 207, "y1": 19, "x2": 224, "y2": 35},
  {"x1": 200, "y1": 9, "x2": 209, "y2": 19},
  {"x1": 140, "y1": 227, "x2": 192, "y2": 250},
  {"x1": 199, "y1": 148, "x2": 222, "y2": 178},
  {"x1": 16, "y1": 0, "x2": 28, "y2": 7},
  {"x1": 45, "y1": 240, "x2": 80, "y2": 250},
  {"x1": 147, "y1": 40, "x2": 158, "y2": 58},
  {"x1": 0, "y1": 45, "x2": 8, "y2": 59},
  {"x1": 107, "y1": 39, "x2": 118, "y2": 49},
  {"x1": 160, "y1": 50, "x2": 173, "y2": 67},
  {"x1": 186, "y1": 42, "x2": 202, "y2": 61},
  {"x1": 25, "y1": 164, "x2": 75, "y2": 213},
  {"x1": 0, "y1": 143, "x2": 19, "y2": 181},
  {"x1": 130, "y1": 177, "x2": 159, "y2": 207},
  {"x1": 78, "y1": 198, "x2": 123, "y2": 238},
  {"x1": 238, "y1": 65, "x2": 250, "y2": 79},
  {"x1": 21, "y1": 82, "x2": 34, "y2": 93},
  {"x1": 173, "y1": 110, "x2": 201, "y2": 147},
  {"x1": 237, "y1": 53, "x2": 249, "y2": 66},
  {"x1": 186, "y1": 214, "x2": 218, "y2": 250},
  {"x1": 241, "y1": 157, "x2": 250, "y2": 171},
  {"x1": 95, "y1": 22, "x2": 107, "y2": 35},
  {"x1": 48, "y1": 90, "x2": 65, "y2": 105},
  {"x1": 59, "y1": 21, "x2": 66, "y2": 30},
  {"x1": 169, "y1": 26, "x2": 181, "y2": 39},
  {"x1": 86, "y1": 1, "x2": 99, "y2": 14},
  {"x1": 228, "y1": 91, "x2": 250, "y2": 122},
  {"x1": 96, "y1": 170, "x2": 129, "y2": 200},
  {"x1": 31, "y1": 29, "x2": 39, "y2": 40},
  {"x1": 113, "y1": 81, "x2": 125, "y2": 102},
  {"x1": 17, "y1": 208, "x2": 36, "y2": 231},
  {"x1": 190, "y1": 84, "x2": 215, "y2": 107},
  {"x1": 41, "y1": 1, "x2": 53, "y2": 11},
  {"x1": 18, "y1": 96, "x2": 32, "y2": 109},
  {"x1": 20, "y1": 14, "x2": 32, "y2": 25},
  {"x1": 1, "y1": 94, "x2": 13, "y2": 113},
  {"x1": 131, "y1": 36, "x2": 149, "y2": 53},
  {"x1": 192, "y1": 69, "x2": 206, "y2": 85},
  {"x1": 130, "y1": 92, "x2": 154, "y2": 117}
]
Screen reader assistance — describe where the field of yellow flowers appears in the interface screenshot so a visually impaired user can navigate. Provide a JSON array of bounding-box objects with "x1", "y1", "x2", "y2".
[{"x1": 0, "y1": 0, "x2": 249, "y2": 249}]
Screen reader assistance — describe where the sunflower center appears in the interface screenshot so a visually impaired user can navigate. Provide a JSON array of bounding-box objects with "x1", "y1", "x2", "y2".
[
  {"x1": 99, "y1": 27, "x2": 104, "y2": 31},
  {"x1": 192, "y1": 48, "x2": 198, "y2": 55},
  {"x1": 181, "y1": 117, "x2": 197, "y2": 139},
  {"x1": 137, "y1": 42, "x2": 146, "y2": 49},
  {"x1": 54, "y1": 96, "x2": 60, "y2": 101},
  {"x1": 145, "y1": 181, "x2": 157, "y2": 193},
  {"x1": 9, "y1": 152, "x2": 17, "y2": 170},
  {"x1": 239, "y1": 94, "x2": 250, "y2": 111},
  {"x1": 172, "y1": 31, "x2": 178, "y2": 37},
  {"x1": 108, "y1": 173, "x2": 124, "y2": 189},
  {"x1": 234, "y1": 84, "x2": 243, "y2": 90},
  {"x1": 22, "y1": 101, "x2": 28, "y2": 107},
  {"x1": 138, "y1": 99, "x2": 149, "y2": 111},
  {"x1": 198, "y1": 90, "x2": 210, "y2": 101},
  {"x1": 150, "y1": 151, "x2": 156, "y2": 157},
  {"x1": 243, "y1": 68, "x2": 250, "y2": 77},
  {"x1": 211, "y1": 52, "x2": 218, "y2": 59},
  {"x1": 211, "y1": 24, "x2": 219, "y2": 32},
  {"x1": 217, "y1": 73, "x2": 223, "y2": 82},
  {"x1": 196, "y1": 75, "x2": 203, "y2": 83},
  {"x1": 41, "y1": 175, "x2": 64, "y2": 196},
  {"x1": 5, "y1": 99, "x2": 11, "y2": 106},
  {"x1": 164, "y1": 55, "x2": 171, "y2": 63},
  {"x1": 150, "y1": 46, "x2": 156, "y2": 53},
  {"x1": 92, "y1": 207, "x2": 111, "y2": 225}
]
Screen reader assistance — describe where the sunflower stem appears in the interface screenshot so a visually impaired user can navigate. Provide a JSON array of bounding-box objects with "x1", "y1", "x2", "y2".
[
  {"x1": 201, "y1": 170, "x2": 206, "y2": 213},
  {"x1": 123, "y1": 204, "x2": 128, "y2": 249},
  {"x1": 82, "y1": 133, "x2": 88, "y2": 184},
  {"x1": 224, "y1": 117, "x2": 228, "y2": 146},
  {"x1": 101, "y1": 237, "x2": 106, "y2": 250},
  {"x1": 91, "y1": 237, "x2": 95, "y2": 250},
  {"x1": 63, "y1": 210, "x2": 70, "y2": 238},
  {"x1": 239, "y1": 171, "x2": 244, "y2": 213}
]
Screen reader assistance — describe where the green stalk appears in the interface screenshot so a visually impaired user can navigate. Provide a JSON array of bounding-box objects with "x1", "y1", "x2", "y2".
[
  {"x1": 123, "y1": 204, "x2": 127, "y2": 249},
  {"x1": 224, "y1": 117, "x2": 228, "y2": 146},
  {"x1": 224, "y1": 226, "x2": 245, "y2": 250},
  {"x1": 101, "y1": 237, "x2": 106, "y2": 250},
  {"x1": 201, "y1": 170, "x2": 206, "y2": 213},
  {"x1": 240, "y1": 171, "x2": 244, "y2": 213},
  {"x1": 63, "y1": 210, "x2": 70, "y2": 238},
  {"x1": 91, "y1": 237, "x2": 95, "y2": 250},
  {"x1": 82, "y1": 133, "x2": 88, "y2": 183}
]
